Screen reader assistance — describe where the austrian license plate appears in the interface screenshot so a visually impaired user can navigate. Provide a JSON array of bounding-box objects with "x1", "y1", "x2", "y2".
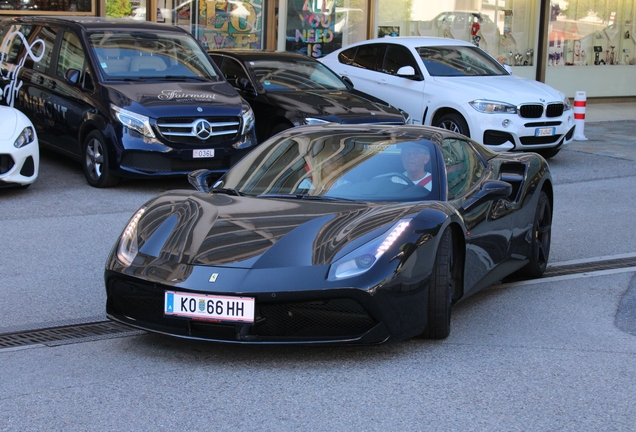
[
  {"x1": 193, "y1": 149, "x2": 215, "y2": 158},
  {"x1": 164, "y1": 291, "x2": 255, "y2": 323},
  {"x1": 535, "y1": 127, "x2": 556, "y2": 137}
]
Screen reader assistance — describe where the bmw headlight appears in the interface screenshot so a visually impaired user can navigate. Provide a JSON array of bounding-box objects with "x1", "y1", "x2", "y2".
[
  {"x1": 469, "y1": 100, "x2": 517, "y2": 114},
  {"x1": 328, "y1": 219, "x2": 412, "y2": 280},
  {"x1": 241, "y1": 104, "x2": 255, "y2": 135},
  {"x1": 111, "y1": 105, "x2": 156, "y2": 138},
  {"x1": 562, "y1": 94, "x2": 572, "y2": 110},
  {"x1": 303, "y1": 118, "x2": 331, "y2": 125},
  {"x1": 13, "y1": 126, "x2": 35, "y2": 148},
  {"x1": 117, "y1": 207, "x2": 146, "y2": 266}
]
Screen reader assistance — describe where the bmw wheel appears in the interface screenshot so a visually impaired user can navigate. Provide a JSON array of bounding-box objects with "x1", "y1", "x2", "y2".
[{"x1": 435, "y1": 113, "x2": 470, "y2": 137}]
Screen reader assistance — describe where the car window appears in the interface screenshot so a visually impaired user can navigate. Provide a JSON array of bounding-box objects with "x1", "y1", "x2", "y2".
[
  {"x1": 216, "y1": 57, "x2": 249, "y2": 88},
  {"x1": 88, "y1": 30, "x2": 220, "y2": 80},
  {"x1": 26, "y1": 26, "x2": 58, "y2": 74},
  {"x1": 381, "y1": 44, "x2": 419, "y2": 76},
  {"x1": 417, "y1": 45, "x2": 507, "y2": 76},
  {"x1": 338, "y1": 47, "x2": 356, "y2": 65},
  {"x1": 221, "y1": 130, "x2": 440, "y2": 202},
  {"x1": 441, "y1": 137, "x2": 484, "y2": 199},
  {"x1": 351, "y1": 43, "x2": 384, "y2": 70},
  {"x1": 56, "y1": 31, "x2": 85, "y2": 79},
  {"x1": 250, "y1": 58, "x2": 347, "y2": 91},
  {"x1": 0, "y1": 24, "x2": 34, "y2": 65}
]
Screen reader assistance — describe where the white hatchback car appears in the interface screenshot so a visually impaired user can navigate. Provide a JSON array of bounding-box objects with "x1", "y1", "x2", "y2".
[
  {"x1": 0, "y1": 105, "x2": 39, "y2": 188},
  {"x1": 320, "y1": 37, "x2": 575, "y2": 158}
]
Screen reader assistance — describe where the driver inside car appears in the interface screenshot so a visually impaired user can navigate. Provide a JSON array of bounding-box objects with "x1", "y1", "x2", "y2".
[{"x1": 391, "y1": 143, "x2": 433, "y2": 190}]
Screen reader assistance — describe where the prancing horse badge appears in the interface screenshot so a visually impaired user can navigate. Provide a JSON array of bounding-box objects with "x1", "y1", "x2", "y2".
[{"x1": 209, "y1": 273, "x2": 219, "y2": 282}]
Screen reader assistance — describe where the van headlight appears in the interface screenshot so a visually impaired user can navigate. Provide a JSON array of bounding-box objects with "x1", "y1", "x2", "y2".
[
  {"x1": 328, "y1": 219, "x2": 411, "y2": 280},
  {"x1": 241, "y1": 104, "x2": 255, "y2": 135},
  {"x1": 111, "y1": 105, "x2": 156, "y2": 138}
]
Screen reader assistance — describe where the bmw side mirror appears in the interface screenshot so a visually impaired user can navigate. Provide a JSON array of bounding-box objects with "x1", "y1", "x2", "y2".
[
  {"x1": 65, "y1": 68, "x2": 81, "y2": 85},
  {"x1": 503, "y1": 63, "x2": 513, "y2": 74},
  {"x1": 396, "y1": 66, "x2": 415, "y2": 77}
]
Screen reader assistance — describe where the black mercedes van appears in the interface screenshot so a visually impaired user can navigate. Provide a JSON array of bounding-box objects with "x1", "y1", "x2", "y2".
[{"x1": 0, "y1": 16, "x2": 257, "y2": 187}]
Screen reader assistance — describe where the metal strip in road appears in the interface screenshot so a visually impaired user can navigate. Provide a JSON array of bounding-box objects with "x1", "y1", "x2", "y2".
[{"x1": 2, "y1": 254, "x2": 636, "y2": 351}]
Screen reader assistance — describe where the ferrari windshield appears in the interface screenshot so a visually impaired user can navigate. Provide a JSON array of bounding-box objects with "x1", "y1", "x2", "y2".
[
  {"x1": 88, "y1": 31, "x2": 220, "y2": 80},
  {"x1": 250, "y1": 59, "x2": 348, "y2": 91},
  {"x1": 417, "y1": 45, "x2": 508, "y2": 77},
  {"x1": 219, "y1": 127, "x2": 441, "y2": 202}
]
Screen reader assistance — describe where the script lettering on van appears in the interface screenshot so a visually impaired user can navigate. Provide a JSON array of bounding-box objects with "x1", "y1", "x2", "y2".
[
  {"x1": 158, "y1": 90, "x2": 217, "y2": 101},
  {"x1": 0, "y1": 30, "x2": 45, "y2": 107}
]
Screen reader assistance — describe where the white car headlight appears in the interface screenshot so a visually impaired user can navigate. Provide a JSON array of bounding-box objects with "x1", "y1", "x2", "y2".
[
  {"x1": 13, "y1": 126, "x2": 35, "y2": 148},
  {"x1": 241, "y1": 104, "x2": 255, "y2": 135},
  {"x1": 328, "y1": 219, "x2": 411, "y2": 280},
  {"x1": 562, "y1": 94, "x2": 572, "y2": 110},
  {"x1": 117, "y1": 207, "x2": 146, "y2": 266},
  {"x1": 111, "y1": 105, "x2": 156, "y2": 138},
  {"x1": 470, "y1": 100, "x2": 517, "y2": 114}
]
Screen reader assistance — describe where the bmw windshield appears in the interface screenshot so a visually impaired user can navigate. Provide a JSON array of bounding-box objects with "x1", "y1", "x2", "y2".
[
  {"x1": 417, "y1": 45, "x2": 508, "y2": 77},
  {"x1": 88, "y1": 31, "x2": 220, "y2": 81}
]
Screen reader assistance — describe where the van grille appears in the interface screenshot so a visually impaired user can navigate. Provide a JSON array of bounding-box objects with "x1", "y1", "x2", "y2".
[{"x1": 155, "y1": 116, "x2": 240, "y2": 145}]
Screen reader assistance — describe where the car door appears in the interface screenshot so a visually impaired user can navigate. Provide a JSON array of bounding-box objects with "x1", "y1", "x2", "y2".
[
  {"x1": 46, "y1": 29, "x2": 96, "y2": 157},
  {"x1": 442, "y1": 137, "x2": 513, "y2": 294},
  {"x1": 211, "y1": 54, "x2": 272, "y2": 142}
]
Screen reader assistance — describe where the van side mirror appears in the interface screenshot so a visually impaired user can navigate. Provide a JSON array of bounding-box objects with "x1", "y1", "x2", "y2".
[{"x1": 65, "y1": 68, "x2": 81, "y2": 85}]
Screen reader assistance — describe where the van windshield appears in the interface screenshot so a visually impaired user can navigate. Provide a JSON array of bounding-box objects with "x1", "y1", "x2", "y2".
[{"x1": 88, "y1": 31, "x2": 220, "y2": 81}]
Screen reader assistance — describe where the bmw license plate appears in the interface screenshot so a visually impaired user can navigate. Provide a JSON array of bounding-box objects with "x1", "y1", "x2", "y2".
[
  {"x1": 535, "y1": 127, "x2": 556, "y2": 137},
  {"x1": 193, "y1": 149, "x2": 215, "y2": 158},
  {"x1": 165, "y1": 291, "x2": 255, "y2": 322}
]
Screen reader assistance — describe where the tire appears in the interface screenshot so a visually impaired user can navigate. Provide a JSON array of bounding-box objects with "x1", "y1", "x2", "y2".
[
  {"x1": 83, "y1": 130, "x2": 119, "y2": 188},
  {"x1": 434, "y1": 113, "x2": 470, "y2": 137},
  {"x1": 420, "y1": 228, "x2": 455, "y2": 339},
  {"x1": 518, "y1": 191, "x2": 552, "y2": 278},
  {"x1": 536, "y1": 148, "x2": 561, "y2": 159}
]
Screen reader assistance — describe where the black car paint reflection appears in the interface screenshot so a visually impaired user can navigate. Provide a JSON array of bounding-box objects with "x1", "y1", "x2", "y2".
[
  {"x1": 208, "y1": 50, "x2": 407, "y2": 143},
  {"x1": 105, "y1": 124, "x2": 553, "y2": 344}
]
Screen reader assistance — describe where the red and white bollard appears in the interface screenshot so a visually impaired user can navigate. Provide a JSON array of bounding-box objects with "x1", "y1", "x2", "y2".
[{"x1": 573, "y1": 90, "x2": 588, "y2": 141}]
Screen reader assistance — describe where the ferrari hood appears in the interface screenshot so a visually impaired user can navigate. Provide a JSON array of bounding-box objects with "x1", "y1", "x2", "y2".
[
  {"x1": 266, "y1": 90, "x2": 405, "y2": 123},
  {"x1": 131, "y1": 192, "x2": 420, "y2": 269},
  {"x1": 432, "y1": 75, "x2": 567, "y2": 105},
  {"x1": 0, "y1": 107, "x2": 18, "y2": 140},
  {"x1": 104, "y1": 80, "x2": 244, "y2": 118}
]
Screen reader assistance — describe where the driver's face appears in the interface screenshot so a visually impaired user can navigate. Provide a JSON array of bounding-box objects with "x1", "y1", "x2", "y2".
[{"x1": 401, "y1": 147, "x2": 430, "y2": 176}]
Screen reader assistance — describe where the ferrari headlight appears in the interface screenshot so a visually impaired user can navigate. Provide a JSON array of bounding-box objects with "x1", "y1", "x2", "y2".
[
  {"x1": 469, "y1": 100, "x2": 517, "y2": 114},
  {"x1": 328, "y1": 219, "x2": 411, "y2": 280},
  {"x1": 304, "y1": 118, "x2": 331, "y2": 125},
  {"x1": 241, "y1": 104, "x2": 255, "y2": 135},
  {"x1": 14, "y1": 126, "x2": 35, "y2": 148},
  {"x1": 111, "y1": 105, "x2": 156, "y2": 138},
  {"x1": 116, "y1": 207, "x2": 146, "y2": 266}
]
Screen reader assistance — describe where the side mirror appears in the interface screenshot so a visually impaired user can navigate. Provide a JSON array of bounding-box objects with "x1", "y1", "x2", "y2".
[
  {"x1": 236, "y1": 76, "x2": 256, "y2": 94},
  {"x1": 188, "y1": 169, "x2": 214, "y2": 193},
  {"x1": 396, "y1": 65, "x2": 415, "y2": 77},
  {"x1": 65, "y1": 68, "x2": 81, "y2": 85},
  {"x1": 462, "y1": 180, "x2": 512, "y2": 211},
  {"x1": 503, "y1": 63, "x2": 512, "y2": 74}
]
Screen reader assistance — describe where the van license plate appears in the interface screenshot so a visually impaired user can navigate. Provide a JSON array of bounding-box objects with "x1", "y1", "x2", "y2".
[
  {"x1": 193, "y1": 149, "x2": 215, "y2": 158},
  {"x1": 535, "y1": 127, "x2": 556, "y2": 137}
]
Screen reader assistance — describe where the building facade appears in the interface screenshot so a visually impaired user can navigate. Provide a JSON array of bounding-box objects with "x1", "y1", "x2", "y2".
[{"x1": 1, "y1": 0, "x2": 634, "y2": 98}]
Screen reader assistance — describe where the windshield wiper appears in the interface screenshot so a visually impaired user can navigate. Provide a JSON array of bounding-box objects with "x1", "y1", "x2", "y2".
[
  {"x1": 212, "y1": 188, "x2": 246, "y2": 196},
  {"x1": 257, "y1": 193, "x2": 353, "y2": 201}
]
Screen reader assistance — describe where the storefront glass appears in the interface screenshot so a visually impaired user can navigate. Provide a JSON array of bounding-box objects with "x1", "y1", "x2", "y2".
[
  {"x1": 283, "y1": 0, "x2": 369, "y2": 57},
  {"x1": 376, "y1": 0, "x2": 538, "y2": 73},
  {"x1": 0, "y1": 0, "x2": 93, "y2": 13}
]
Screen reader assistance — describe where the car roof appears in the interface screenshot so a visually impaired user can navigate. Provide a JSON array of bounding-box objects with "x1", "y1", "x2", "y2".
[
  {"x1": 208, "y1": 50, "x2": 318, "y2": 62},
  {"x1": 348, "y1": 36, "x2": 474, "y2": 49},
  {"x1": 1, "y1": 16, "x2": 189, "y2": 33}
]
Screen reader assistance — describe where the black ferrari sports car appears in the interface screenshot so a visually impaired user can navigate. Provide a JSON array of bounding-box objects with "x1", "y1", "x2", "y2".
[{"x1": 105, "y1": 124, "x2": 552, "y2": 345}]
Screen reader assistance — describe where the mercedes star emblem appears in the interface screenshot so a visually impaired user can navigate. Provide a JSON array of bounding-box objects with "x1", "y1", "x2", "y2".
[{"x1": 193, "y1": 119, "x2": 213, "y2": 140}]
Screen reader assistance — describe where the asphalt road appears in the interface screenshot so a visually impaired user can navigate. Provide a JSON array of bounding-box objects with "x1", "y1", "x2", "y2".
[{"x1": 1, "y1": 123, "x2": 635, "y2": 430}]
